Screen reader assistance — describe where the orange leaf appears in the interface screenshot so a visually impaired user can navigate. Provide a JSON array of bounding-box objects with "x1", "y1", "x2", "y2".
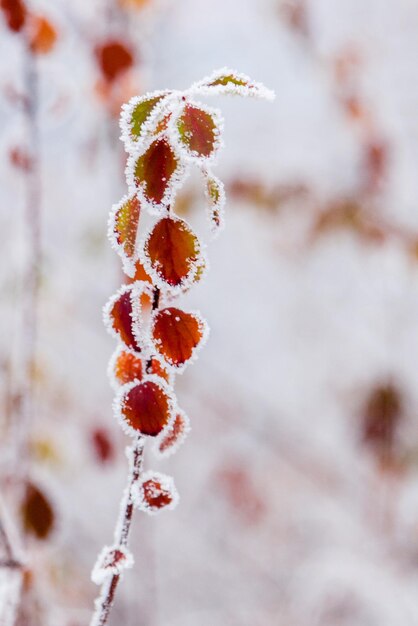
[
  {"x1": 21, "y1": 483, "x2": 54, "y2": 540},
  {"x1": 117, "y1": 377, "x2": 173, "y2": 437},
  {"x1": 129, "y1": 259, "x2": 152, "y2": 284},
  {"x1": 148, "y1": 356, "x2": 170, "y2": 383},
  {"x1": 28, "y1": 15, "x2": 57, "y2": 55},
  {"x1": 112, "y1": 347, "x2": 143, "y2": 386},
  {"x1": 110, "y1": 346, "x2": 169, "y2": 387},
  {"x1": 151, "y1": 307, "x2": 207, "y2": 369},
  {"x1": 142, "y1": 216, "x2": 202, "y2": 289}
]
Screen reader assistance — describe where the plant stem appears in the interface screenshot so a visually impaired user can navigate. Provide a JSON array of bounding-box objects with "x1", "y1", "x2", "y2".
[
  {"x1": 0, "y1": 498, "x2": 25, "y2": 626},
  {"x1": 91, "y1": 285, "x2": 160, "y2": 624},
  {"x1": 90, "y1": 437, "x2": 145, "y2": 626},
  {"x1": 14, "y1": 45, "x2": 41, "y2": 478}
]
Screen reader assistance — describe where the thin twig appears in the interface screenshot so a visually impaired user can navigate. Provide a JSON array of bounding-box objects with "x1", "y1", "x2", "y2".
[
  {"x1": 90, "y1": 437, "x2": 144, "y2": 626},
  {"x1": 14, "y1": 44, "x2": 41, "y2": 477},
  {"x1": 91, "y1": 285, "x2": 160, "y2": 625}
]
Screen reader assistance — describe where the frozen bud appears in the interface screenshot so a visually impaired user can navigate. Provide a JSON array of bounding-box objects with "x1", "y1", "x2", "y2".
[
  {"x1": 132, "y1": 471, "x2": 179, "y2": 514},
  {"x1": 91, "y1": 545, "x2": 134, "y2": 585}
]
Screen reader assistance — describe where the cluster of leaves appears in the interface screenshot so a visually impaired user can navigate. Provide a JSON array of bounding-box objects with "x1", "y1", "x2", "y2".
[{"x1": 92, "y1": 68, "x2": 273, "y2": 589}]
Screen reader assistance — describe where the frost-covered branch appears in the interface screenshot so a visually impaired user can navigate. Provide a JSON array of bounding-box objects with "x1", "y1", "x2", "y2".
[
  {"x1": 90, "y1": 69, "x2": 274, "y2": 624},
  {"x1": 90, "y1": 438, "x2": 144, "y2": 626}
]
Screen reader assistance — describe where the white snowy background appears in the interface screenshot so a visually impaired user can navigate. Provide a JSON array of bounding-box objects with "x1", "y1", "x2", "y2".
[{"x1": 2, "y1": 0, "x2": 418, "y2": 624}]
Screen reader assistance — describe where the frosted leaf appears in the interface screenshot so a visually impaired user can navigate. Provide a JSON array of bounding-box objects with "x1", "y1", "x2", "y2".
[
  {"x1": 203, "y1": 169, "x2": 226, "y2": 236},
  {"x1": 119, "y1": 90, "x2": 173, "y2": 150},
  {"x1": 108, "y1": 194, "x2": 141, "y2": 277},
  {"x1": 171, "y1": 100, "x2": 223, "y2": 164},
  {"x1": 146, "y1": 354, "x2": 172, "y2": 384},
  {"x1": 154, "y1": 410, "x2": 190, "y2": 458},
  {"x1": 150, "y1": 307, "x2": 209, "y2": 373},
  {"x1": 187, "y1": 67, "x2": 276, "y2": 100},
  {"x1": 131, "y1": 258, "x2": 153, "y2": 283},
  {"x1": 113, "y1": 374, "x2": 176, "y2": 438},
  {"x1": 108, "y1": 345, "x2": 171, "y2": 390},
  {"x1": 91, "y1": 544, "x2": 134, "y2": 585},
  {"x1": 132, "y1": 471, "x2": 179, "y2": 515},
  {"x1": 108, "y1": 345, "x2": 144, "y2": 390},
  {"x1": 126, "y1": 137, "x2": 187, "y2": 215},
  {"x1": 103, "y1": 281, "x2": 152, "y2": 353},
  {"x1": 140, "y1": 216, "x2": 206, "y2": 293}
]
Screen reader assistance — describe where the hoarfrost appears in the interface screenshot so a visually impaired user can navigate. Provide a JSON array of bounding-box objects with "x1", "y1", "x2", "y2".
[
  {"x1": 91, "y1": 544, "x2": 134, "y2": 585},
  {"x1": 186, "y1": 67, "x2": 276, "y2": 101},
  {"x1": 149, "y1": 307, "x2": 210, "y2": 374},
  {"x1": 202, "y1": 168, "x2": 226, "y2": 237},
  {"x1": 154, "y1": 409, "x2": 191, "y2": 459},
  {"x1": 119, "y1": 89, "x2": 176, "y2": 153},
  {"x1": 139, "y1": 215, "x2": 208, "y2": 295},
  {"x1": 131, "y1": 470, "x2": 179, "y2": 515},
  {"x1": 168, "y1": 99, "x2": 224, "y2": 165},
  {"x1": 113, "y1": 374, "x2": 177, "y2": 438}
]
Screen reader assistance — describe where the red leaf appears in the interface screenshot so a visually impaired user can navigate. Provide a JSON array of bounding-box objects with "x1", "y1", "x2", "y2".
[
  {"x1": 142, "y1": 216, "x2": 202, "y2": 289},
  {"x1": 133, "y1": 471, "x2": 178, "y2": 514},
  {"x1": 151, "y1": 307, "x2": 207, "y2": 369},
  {"x1": 96, "y1": 40, "x2": 134, "y2": 83},
  {"x1": 92, "y1": 545, "x2": 133, "y2": 584},
  {"x1": 130, "y1": 138, "x2": 181, "y2": 209},
  {"x1": 176, "y1": 103, "x2": 220, "y2": 160},
  {"x1": 117, "y1": 378, "x2": 172, "y2": 437},
  {"x1": 21, "y1": 483, "x2": 54, "y2": 540},
  {"x1": 91, "y1": 427, "x2": 115, "y2": 464},
  {"x1": 104, "y1": 284, "x2": 150, "y2": 352},
  {"x1": 0, "y1": 0, "x2": 26, "y2": 33}
]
